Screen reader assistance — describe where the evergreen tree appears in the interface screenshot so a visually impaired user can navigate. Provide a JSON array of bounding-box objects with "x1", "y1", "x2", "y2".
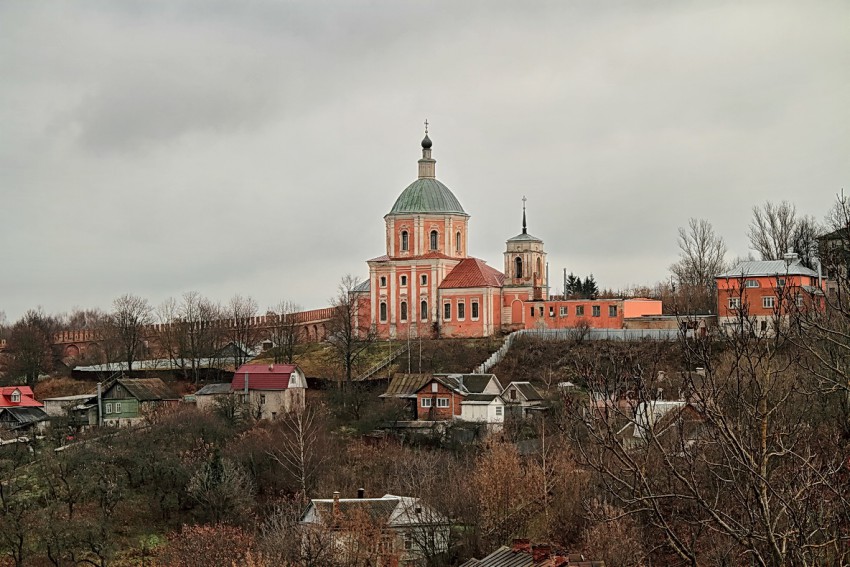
[
  {"x1": 566, "y1": 273, "x2": 582, "y2": 297},
  {"x1": 582, "y1": 275, "x2": 599, "y2": 299}
]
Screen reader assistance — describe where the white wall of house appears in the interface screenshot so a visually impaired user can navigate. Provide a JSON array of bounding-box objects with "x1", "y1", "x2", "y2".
[{"x1": 460, "y1": 400, "x2": 505, "y2": 423}]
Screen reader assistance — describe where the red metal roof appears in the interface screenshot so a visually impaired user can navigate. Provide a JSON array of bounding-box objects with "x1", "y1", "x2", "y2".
[
  {"x1": 439, "y1": 258, "x2": 505, "y2": 289},
  {"x1": 231, "y1": 363, "x2": 298, "y2": 391},
  {"x1": 0, "y1": 386, "x2": 43, "y2": 408},
  {"x1": 370, "y1": 252, "x2": 457, "y2": 262}
]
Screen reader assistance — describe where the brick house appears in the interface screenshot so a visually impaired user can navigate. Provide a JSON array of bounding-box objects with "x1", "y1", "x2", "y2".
[
  {"x1": 716, "y1": 255, "x2": 824, "y2": 335},
  {"x1": 413, "y1": 374, "x2": 506, "y2": 425}
]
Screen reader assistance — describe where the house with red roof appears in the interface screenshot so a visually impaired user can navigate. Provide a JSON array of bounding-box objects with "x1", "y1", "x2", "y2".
[
  {"x1": 231, "y1": 363, "x2": 307, "y2": 420},
  {"x1": 0, "y1": 386, "x2": 49, "y2": 431}
]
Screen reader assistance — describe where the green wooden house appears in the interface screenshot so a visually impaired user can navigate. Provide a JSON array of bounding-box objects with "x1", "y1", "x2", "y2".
[{"x1": 101, "y1": 378, "x2": 179, "y2": 426}]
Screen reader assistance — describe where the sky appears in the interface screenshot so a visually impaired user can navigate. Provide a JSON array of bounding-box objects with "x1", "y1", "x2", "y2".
[{"x1": 1, "y1": 0, "x2": 848, "y2": 322}]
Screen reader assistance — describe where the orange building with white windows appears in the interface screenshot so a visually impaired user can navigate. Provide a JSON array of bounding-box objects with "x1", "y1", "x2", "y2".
[
  {"x1": 715, "y1": 255, "x2": 824, "y2": 335},
  {"x1": 359, "y1": 130, "x2": 661, "y2": 339}
]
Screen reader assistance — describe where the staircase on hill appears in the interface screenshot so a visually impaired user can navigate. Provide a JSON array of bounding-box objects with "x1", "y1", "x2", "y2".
[{"x1": 355, "y1": 344, "x2": 410, "y2": 381}]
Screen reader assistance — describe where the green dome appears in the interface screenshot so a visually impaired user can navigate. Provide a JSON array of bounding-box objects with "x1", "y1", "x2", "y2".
[{"x1": 388, "y1": 178, "x2": 467, "y2": 215}]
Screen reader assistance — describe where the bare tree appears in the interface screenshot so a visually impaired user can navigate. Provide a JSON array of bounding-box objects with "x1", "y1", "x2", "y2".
[
  {"x1": 568, "y1": 320, "x2": 850, "y2": 566},
  {"x1": 109, "y1": 294, "x2": 153, "y2": 376},
  {"x1": 749, "y1": 200, "x2": 820, "y2": 268},
  {"x1": 669, "y1": 218, "x2": 727, "y2": 314},
  {"x1": 225, "y1": 294, "x2": 260, "y2": 368},
  {"x1": 268, "y1": 405, "x2": 327, "y2": 496},
  {"x1": 5, "y1": 308, "x2": 58, "y2": 384},
  {"x1": 267, "y1": 300, "x2": 302, "y2": 364},
  {"x1": 326, "y1": 275, "x2": 374, "y2": 386}
]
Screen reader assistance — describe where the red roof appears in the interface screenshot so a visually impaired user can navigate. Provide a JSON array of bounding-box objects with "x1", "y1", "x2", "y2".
[
  {"x1": 439, "y1": 258, "x2": 505, "y2": 289},
  {"x1": 231, "y1": 363, "x2": 299, "y2": 391},
  {"x1": 0, "y1": 386, "x2": 43, "y2": 408}
]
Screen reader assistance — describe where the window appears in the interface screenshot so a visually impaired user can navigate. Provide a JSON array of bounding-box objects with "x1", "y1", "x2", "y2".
[
  {"x1": 530, "y1": 307, "x2": 535, "y2": 317},
  {"x1": 471, "y1": 301, "x2": 479, "y2": 320},
  {"x1": 430, "y1": 230, "x2": 438, "y2": 250},
  {"x1": 576, "y1": 305, "x2": 584, "y2": 316},
  {"x1": 538, "y1": 306, "x2": 544, "y2": 316},
  {"x1": 609, "y1": 305, "x2": 618, "y2": 317},
  {"x1": 495, "y1": 406, "x2": 503, "y2": 417},
  {"x1": 115, "y1": 402, "x2": 121, "y2": 413},
  {"x1": 592, "y1": 305, "x2": 601, "y2": 317},
  {"x1": 421, "y1": 398, "x2": 432, "y2": 408},
  {"x1": 458, "y1": 302, "x2": 465, "y2": 320},
  {"x1": 795, "y1": 294, "x2": 804, "y2": 307},
  {"x1": 549, "y1": 306, "x2": 555, "y2": 317},
  {"x1": 745, "y1": 280, "x2": 760, "y2": 288},
  {"x1": 380, "y1": 276, "x2": 387, "y2": 287},
  {"x1": 437, "y1": 398, "x2": 449, "y2": 408},
  {"x1": 515, "y1": 257, "x2": 523, "y2": 278},
  {"x1": 776, "y1": 278, "x2": 786, "y2": 287},
  {"x1": 760, "y1": 320, "x2": 768, "y2": 332},
  {"x1": 403, "y1": 533, "x2": 413, "y2": 551},
  {"x1": 10, "y1": 390, "x2": 20, "y2": 403},
  {"x1": 763, "y1": 296, "x2": 775, "y2": 309},
  {"x1": 400, "y1": 301, "x2": 408, "y2": 321},
  {"x1": 421, "y1": 300, "x2": 428, "y2": 321},
  {"x1": 380, "y1": 302, "x2": 387, "y2": 322},
  {"x1": 729, "y1": 297, "x2": 741, "y2": 309},
  {"x1": 421, "y1": 274, "x2": 427, "y2": 286},
  {"x1": 431, "y1": 382, "x2": 438, "y2": 393},
  {"x1": 105, "y1": 403, "x2": 113, "y2": 414},
  {"x1": 400, "y1": 275, "x2": 407, "y2": 286},
  {"x1": 510, "y1": 388, "x2": 517, "y2": 400},
  {"x1": 560, "y1": 306, "x2": 567, "y2": 316},
  {"x1": 401, "y1": 230, "x2": 409, "y2": 251},
  {"x1": 444, "y1": 303, "x2": 451, "y2": 320},
  {"x1": 456, "y1": 231, "x2": 461, "y2": 252}
]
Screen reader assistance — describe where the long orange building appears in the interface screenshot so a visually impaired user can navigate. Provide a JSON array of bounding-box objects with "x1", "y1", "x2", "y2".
[{"x1": 357, "y1": 130, "x2": 661, "y2": 339}]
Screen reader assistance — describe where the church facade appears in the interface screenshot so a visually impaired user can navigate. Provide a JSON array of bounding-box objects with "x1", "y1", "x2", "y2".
[{"x1": 356, "y1": 130, "x2": 660, "y2": 339}]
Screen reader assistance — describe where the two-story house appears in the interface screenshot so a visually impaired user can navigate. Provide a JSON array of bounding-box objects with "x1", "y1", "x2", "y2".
[{"x1": 716, "y1": 254, "x2": 824, "y2": 335}]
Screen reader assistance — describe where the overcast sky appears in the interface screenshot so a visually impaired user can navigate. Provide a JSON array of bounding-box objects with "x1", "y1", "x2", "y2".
[{"x1": 1, "y1": 0, "x2": 848, "y2": 322}]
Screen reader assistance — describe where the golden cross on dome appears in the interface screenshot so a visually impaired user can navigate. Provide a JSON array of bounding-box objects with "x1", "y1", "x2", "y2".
[{"x1": 424, "y1": 119, "x2": 429, "y2": 134}]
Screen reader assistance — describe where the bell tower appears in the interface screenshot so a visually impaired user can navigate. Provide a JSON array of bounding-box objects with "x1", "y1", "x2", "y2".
[{"x1": 503, "y1": 197, "x2": 547, "y2": 299}]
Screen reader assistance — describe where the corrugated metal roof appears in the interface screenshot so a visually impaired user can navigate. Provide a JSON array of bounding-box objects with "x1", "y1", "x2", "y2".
[
  {"x1": 469, "y1": 546, "x2": 533, "y2": 567},
  {"x1": 0, "y1": 387, "x2": 42, "y2": 408},
  {"x1": 434, "y1": 373, "x2": 501, "y2": 394},
  {"x1": 388, "y1": 178, "x2": 467, "y2": 215},
  {"x1": 381, "y1": 374, "x2": 432, "y2": 398},
  {"x1": 439, "y1": 258, "x2": 506, "y2": 289},
  {"x1": 717, "y1": 259, "x2": 817, "y2": 278},
  {"x1": 309, "y1": 497, "x2": 400, "y2": 525},
  {"x1": 0, "y1": 407, "x2": 49, "y2": 426},
  {"x1": 232, "y1": 363, "x2": 299, "y2": 391},
  {"x1": 463, "y1": 394, "x2": 501, "y2": 403},
  {"x1": 114, "y1": 378, "x2": 179, "y2": 401},
  {"x1": 508, "y1": 382, "x2": 543, "y2": 401},
  {"x1": 195, "y1": 383, "x2": 232, "y2": 396}
]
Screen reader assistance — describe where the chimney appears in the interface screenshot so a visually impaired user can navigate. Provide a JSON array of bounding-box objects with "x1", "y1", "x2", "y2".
[
  {"x1": 357, "y1": 488, "x2": 365, "y2": 499},
  {"x1": 332, "y1": 491, "x2": 340, "y2": 515},
  {"x1": 783, "y1": 249, "x2": 799, "y2": 266},
  {"x1": 532, "y1": 544, "x2": 552, "y2": 562},
  {"x1": 512, "y1": 539, "x2": 531, "y2": 553}
]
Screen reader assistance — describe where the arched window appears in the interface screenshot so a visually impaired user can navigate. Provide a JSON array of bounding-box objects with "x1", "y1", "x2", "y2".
[
  {"x1": 515, "y1": 257, "x2": 523, "y2": 278},
  {"x1": 536, "y1": 257, "x2": 542, "y2": 277},
  {"x1": 400, "y1": 301, "x2": 408, "y2": 321},
  {"x1": 401, "y1": 231, "x2": 409, "y2": 251},
  {"x1": 421, "y1": 300, "x2": 428, "y2": 321},
  {"x1": 456, "y1": 231, "x2": 461, "y2": 252},
  {"x1": 380, "y1": 302, "x2": 387, "y2": 322},
  {"x1": 430, "y1": 230, "x2": 438, "y2": 250}
]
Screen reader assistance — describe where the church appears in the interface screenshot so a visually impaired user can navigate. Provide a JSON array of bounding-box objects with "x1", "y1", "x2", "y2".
[{"x1": 355, "y1": 128, "x2": 661, "y2": 339}]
